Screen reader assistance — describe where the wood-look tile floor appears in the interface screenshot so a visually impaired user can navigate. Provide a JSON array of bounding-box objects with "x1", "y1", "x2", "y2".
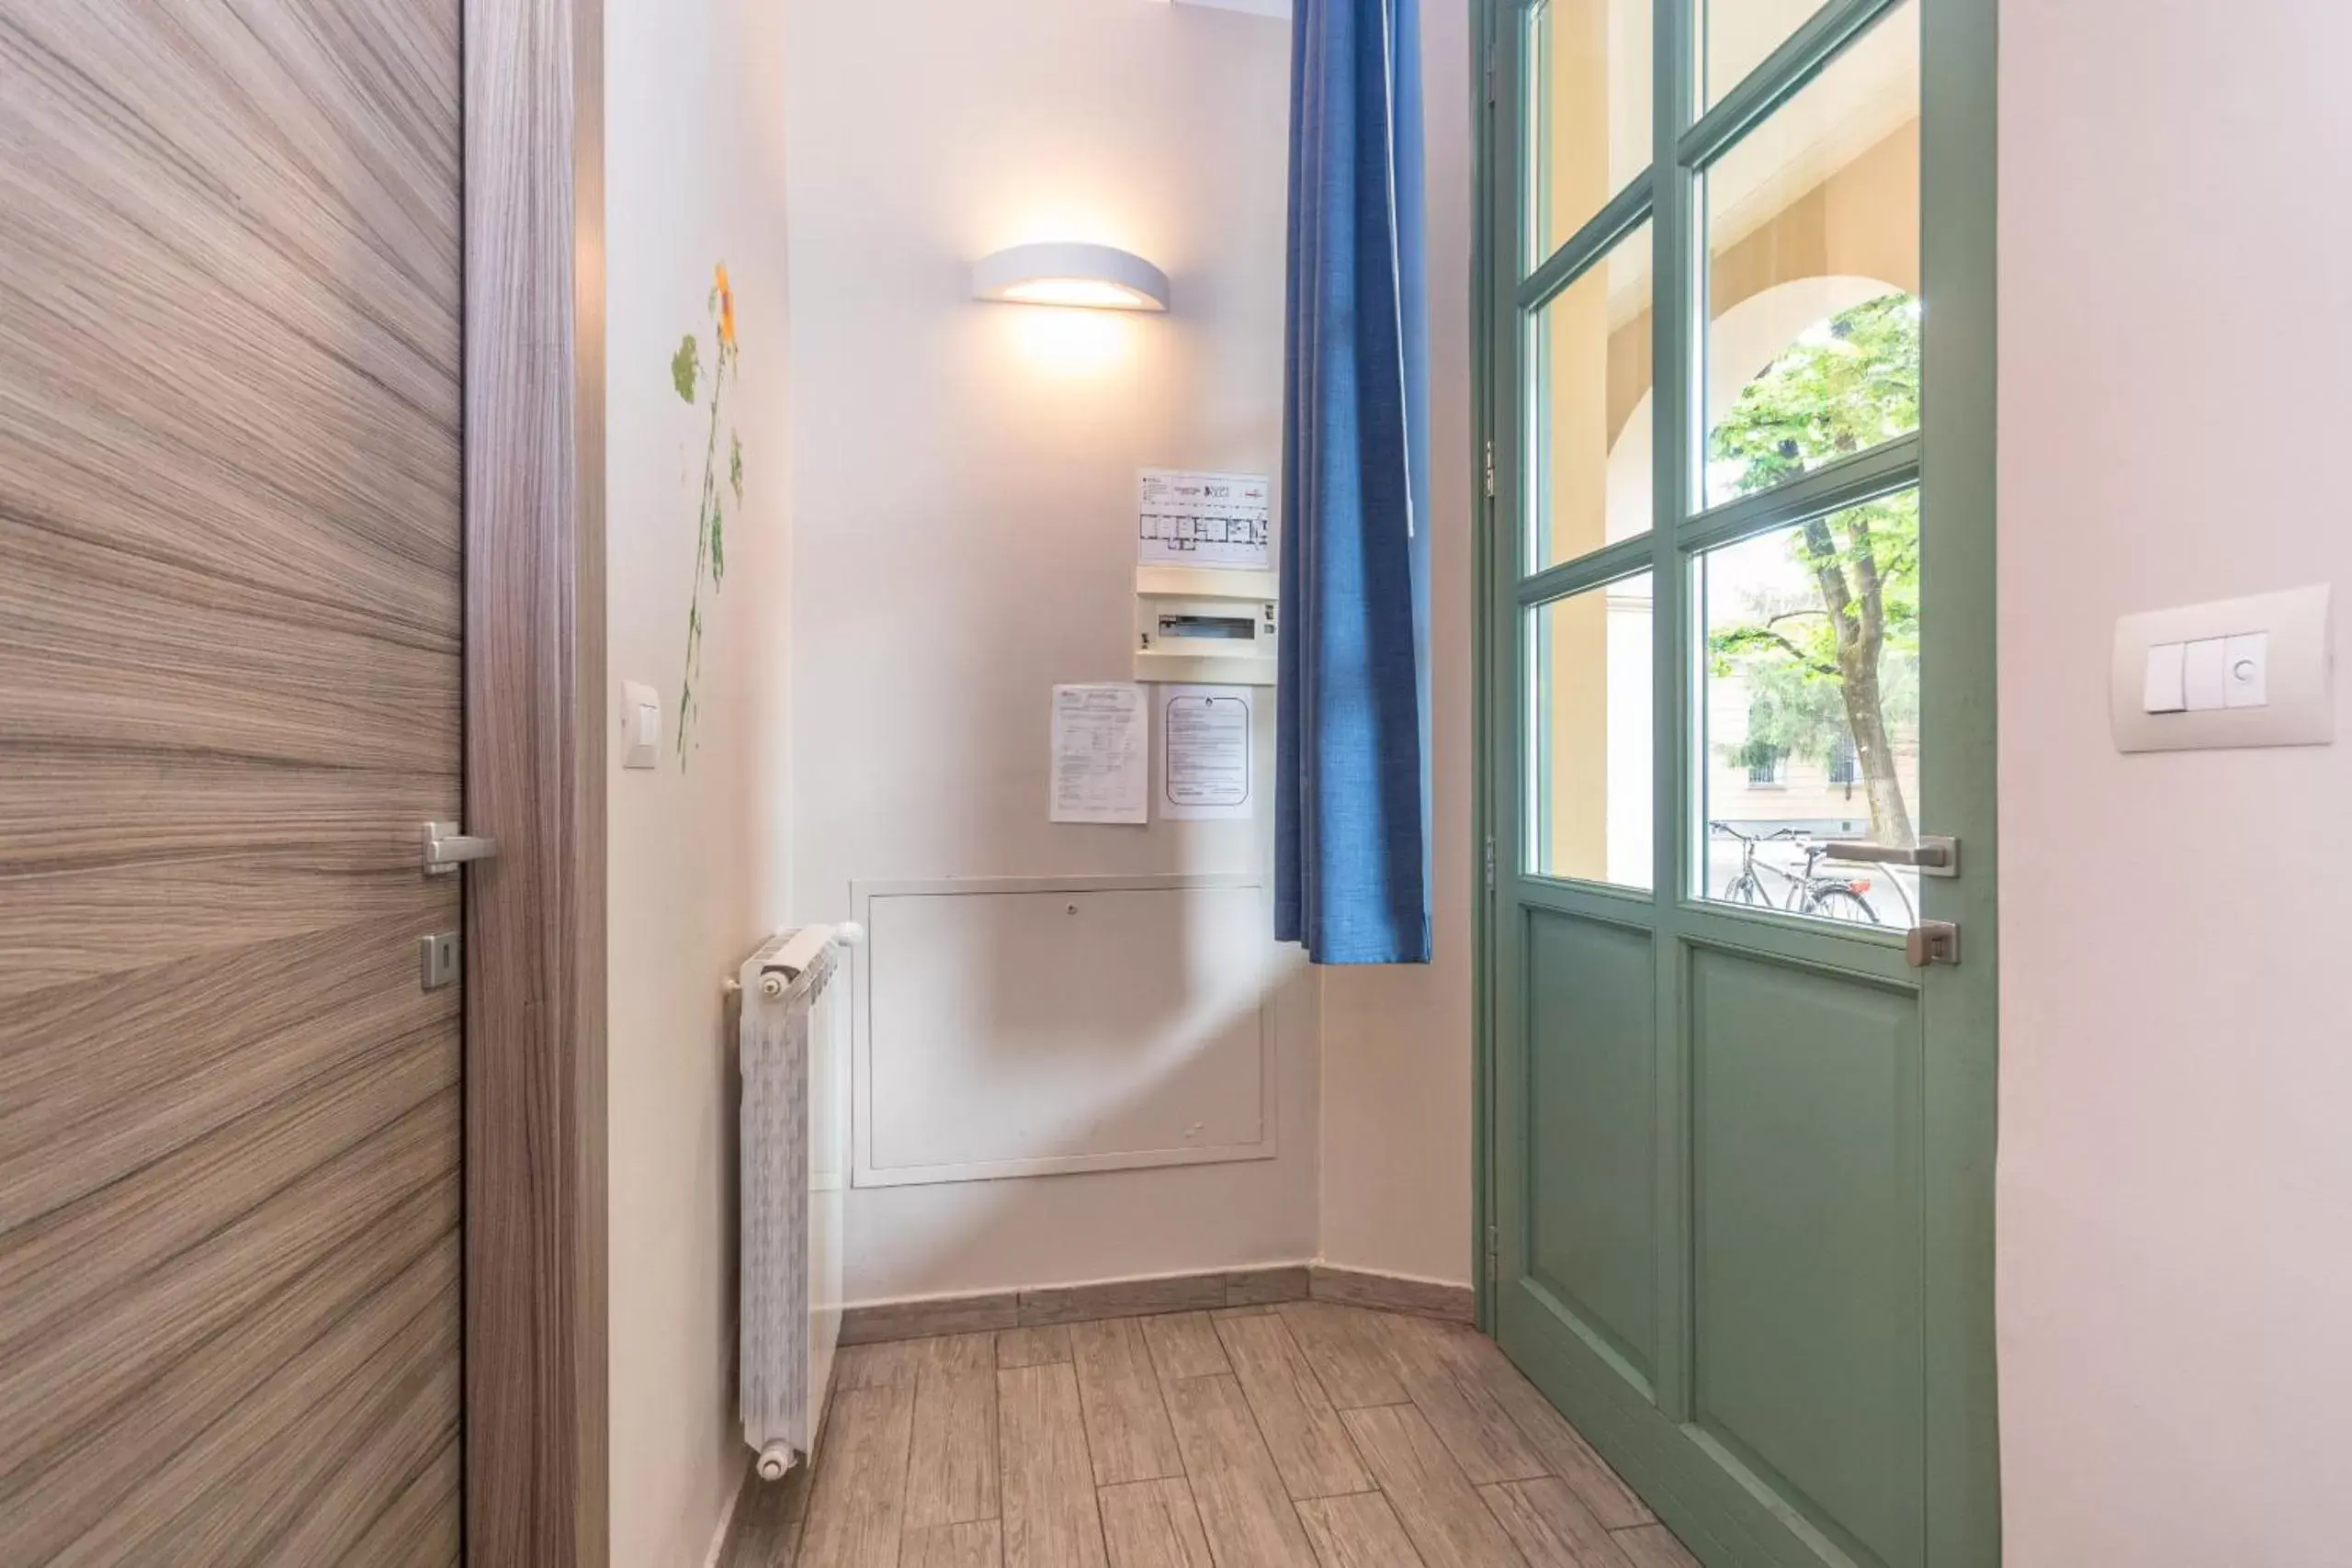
[{"x1": 718, "y1": 1302, "x2": 1701, "y2": 1568}]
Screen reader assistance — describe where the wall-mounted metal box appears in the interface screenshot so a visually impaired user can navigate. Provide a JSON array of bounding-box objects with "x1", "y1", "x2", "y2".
[{"x1": 1135, "y1": 564, "x2": 1277, "y2": 685}]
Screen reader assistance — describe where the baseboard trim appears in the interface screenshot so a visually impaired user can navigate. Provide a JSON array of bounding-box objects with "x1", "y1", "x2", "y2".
[
  {"x1": 839, "y1": 1262, "x2": 1473, "y2": 1345},
  {"x1": 1307, "y1": 1265, "x2": 1476, "y2": 1324}
]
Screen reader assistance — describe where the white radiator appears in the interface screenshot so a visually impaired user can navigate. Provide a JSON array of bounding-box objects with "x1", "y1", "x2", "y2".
[{"x1": 736, "y1": 922, "x2": 855, "y2": 1481}]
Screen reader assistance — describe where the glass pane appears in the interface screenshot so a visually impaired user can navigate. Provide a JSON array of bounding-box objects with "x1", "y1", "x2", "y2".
[
  {"x1": 1702, "y1": 0, "x2": 1918, "y2": 509},
  {"x1": 1697, "y1": 498, "x2": 1922, "y2": 925},
  {"x1": 1697, "y1": 0, "x2": 1830, "y2": 108},
  {"x1": 1528, "y1": 223, "x2": 1654, "y2": 570},
  {"x1": 1526, "y1": 0, "x2": 1652, "y2": 270},
  {"x1": 1530, "y1": 574, "x2": 1654, "y2": 888}
]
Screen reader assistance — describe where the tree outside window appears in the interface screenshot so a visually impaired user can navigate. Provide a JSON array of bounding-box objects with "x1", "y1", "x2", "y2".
[{"x1": 1708, "y1": 293, "x2": 1921, "y2": 848}]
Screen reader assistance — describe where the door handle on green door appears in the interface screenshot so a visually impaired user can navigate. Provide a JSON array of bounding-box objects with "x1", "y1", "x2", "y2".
[{"x1": 1824, "y1": 834, "x2": 1960, "y2": 876}]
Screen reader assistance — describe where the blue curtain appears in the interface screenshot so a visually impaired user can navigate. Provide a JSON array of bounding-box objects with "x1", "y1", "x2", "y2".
[{"x1": 1275, "y1": 0, "x2": 1432, "y2": 964}]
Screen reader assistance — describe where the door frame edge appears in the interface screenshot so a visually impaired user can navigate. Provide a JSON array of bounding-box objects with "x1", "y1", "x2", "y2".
[
  {"x1": 462, "y1": 0, "x2": 610, "y2": 1563},
  {"x1": 1469, "y1": 0, "x2": 1503, "y2": 1338}
]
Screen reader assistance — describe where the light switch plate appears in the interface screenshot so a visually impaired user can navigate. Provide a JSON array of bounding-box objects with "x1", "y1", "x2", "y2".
[
  {"x1": 2112, "y1": 585, "x2": 2333, "y2": 752},
  {"x1": 621, "y1": 681, "x2": 661, "y2": 770}
]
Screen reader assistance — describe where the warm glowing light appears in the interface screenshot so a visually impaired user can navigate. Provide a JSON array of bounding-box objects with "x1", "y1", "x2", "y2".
[
  {"x1": 1006, "y1": 304, "x2": 1130, "y2": 377},
  {"x1": 1001, "y1": 277, "x2": 1158, "y2": 310}
]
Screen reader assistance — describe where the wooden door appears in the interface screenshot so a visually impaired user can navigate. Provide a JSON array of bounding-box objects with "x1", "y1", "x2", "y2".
[
  {"x1": 1481, "y1": 0, "x2": 1999, "y2": 1564},
  {"x1": 0, "y1": 3, "x2": 467, "y2": 1562}
]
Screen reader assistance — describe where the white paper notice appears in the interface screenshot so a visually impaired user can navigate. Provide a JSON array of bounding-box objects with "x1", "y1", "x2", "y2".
[
  {"x1": 1050, "y1": 683, "x2": 1149, "y2": 825},
  {"x1": 1137, "y1": 469, "x2": 1272, "y2": 571},
  {"x1": 1159, "y1": 685, "x2": 1254, "y2": 820}
]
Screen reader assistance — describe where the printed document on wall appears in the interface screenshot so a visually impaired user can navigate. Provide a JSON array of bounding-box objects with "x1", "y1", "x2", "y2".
[
  {"x1": 1137, "y1": 469, "x2": 1272, "y2": 570},
  {"x1": 1050, "y1": 683, "x2": 1148, "y2": 824},
  {"x1": 1159, "y1": 685, "x2": 1254, "y2": 820}
]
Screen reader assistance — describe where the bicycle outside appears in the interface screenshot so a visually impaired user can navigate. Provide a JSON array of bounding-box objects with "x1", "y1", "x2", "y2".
[{"x1": 1711, "y1": 819, "x2": 1908, "y2": 924}]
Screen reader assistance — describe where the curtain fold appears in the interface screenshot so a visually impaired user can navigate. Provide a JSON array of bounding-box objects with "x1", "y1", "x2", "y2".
[{"x1": 1275, "y1": 0, "x2": 1433, "y2": 964}]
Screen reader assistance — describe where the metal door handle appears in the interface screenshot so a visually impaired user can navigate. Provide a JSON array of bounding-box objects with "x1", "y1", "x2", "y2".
[
  {"x1": 422, "y1": 820, "x2": 499, "y2": 875},
  {"x1": 1823, "y1": 833, "x2": 1959, "y2": 877},
  {"x1": 1905, "y1": 920, "x2": 1961, "y2": 968}
]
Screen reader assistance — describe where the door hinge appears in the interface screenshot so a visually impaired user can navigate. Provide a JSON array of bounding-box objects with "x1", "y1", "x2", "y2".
[
  {"x1": 1483, "y1": 438, "x2": 1496, "y2": 499},
  {"x1": 1483, "y1": 835, "x2": 1498, "y2": 892},
  {"x1": 1486, "y1": 1224, "x2": 1499, "y2": 1283},
  {"x1": 1484, "y1": 42, "x2": 1498, "y2": 106}
]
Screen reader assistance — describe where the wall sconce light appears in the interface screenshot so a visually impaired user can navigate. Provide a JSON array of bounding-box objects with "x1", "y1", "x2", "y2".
[{"x1": 971, "y1": 242, "x2": 1170, "y2": 312}]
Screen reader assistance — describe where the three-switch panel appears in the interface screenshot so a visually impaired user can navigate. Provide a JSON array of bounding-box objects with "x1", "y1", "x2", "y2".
[
  {"x1": 2111, "y1": 584, "x2": 2334, "y2": 753},
  {"x1": 2141, "y1": 631, "x2": 2267, "y2": 714}
]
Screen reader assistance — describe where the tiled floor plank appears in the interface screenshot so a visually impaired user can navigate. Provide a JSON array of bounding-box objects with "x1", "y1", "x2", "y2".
[
  {"x1": 1339, "y1": 1404, "x2": 1526, "y2": 1568},
  {"x1": 1378, "y1": 1315, "x2": 1549, "y2": 1486},
  {"x1": 1069, "y1": 1318, "x2": 1185, "y2": 1485},
  {"x1": 835, "y1": 1338, "x2": 927, "y2": 1393},
  {"x1": 1214, "y1": 1312, "x2": 1374, "y2": 1501},
  {"x1": 1610, "y1": 1524, "x2": 1701, "y2": 1568},
  {"x1": 1000, "y1": 1325, "x2": 1075, "y2": 1369},
  {"x1": 718, "y1": 1459, "x2": 810, "y2": 1568},
  {"x1": 1097, "y1": 1478, "x2": 1215, "y2": 1568},
  {"x1": 1141, "y1": 1312, "x2": 1230, "y2": 1383},
  {"x1": 1480, "y1": 1478, "x2": 1631, "y2": 1567},
  {"x1": 721, "y1": 1309, "x2": 1663, "y2": 1568},
  {"x1": 1000, "y1": 1362, "x2": 1111, "y2": 1568},
  {"x1": 1430, "y1": 1335, "x2": 1652, "y2": 1529},
  {"x1": 908, "y1": 1334, "x2": 1001, "y2": 1529},
  {"x1": 1274, "y1": 1303, "x2": 1408, "y2": 1410},
  {"x1": 1161, "y1": 1373, "x2": 1321, "y2": 1568},
  {"x1": 797, "y1": 1383, "x2": 917, "y2": 1568},
  {"x1": 906, "y1": 1520, "x2": 1007, "y2": 1568},
  {"x1": 1295, "y1": 1491, "x2": 1428, "y2": 1568}
]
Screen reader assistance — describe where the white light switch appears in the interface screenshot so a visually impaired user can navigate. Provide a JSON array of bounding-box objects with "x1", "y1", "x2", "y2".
[
  {"x1": 2182, "y1": 637, "x2": 2229, "y2": 711},
  {"x1": 2223, "y1": 631, "x2": 2268, "y2": 708},
  {"x1": 2111, "y1": 584, "x2": 2333, "y2": 752},
  {"x1": 621, "y1": 681, "x2": 661, "y2": 769},
  {"x1": 2142, "y1": 642, "x2": 2186, "y2": 713}
]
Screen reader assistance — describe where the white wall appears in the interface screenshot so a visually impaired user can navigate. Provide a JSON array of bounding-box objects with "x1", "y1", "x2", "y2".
[
  {"x1": 1317, "y1": 0, "x2": 1479, "y2": 1290},
  {"x1": 779, "y1": 0, "x2": 1317, "y2": 1303},
  {"x1": 604, "y1": 0, "x2": 792, "y2": 1561},
  {"x1": 1996, "y1": 5, "x2": 2352, "y2": 1562}
]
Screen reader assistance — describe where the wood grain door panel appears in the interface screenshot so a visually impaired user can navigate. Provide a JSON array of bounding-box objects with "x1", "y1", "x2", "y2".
[{"x1": 0, "y1": 2, "x2": 467, "y2": 1562}]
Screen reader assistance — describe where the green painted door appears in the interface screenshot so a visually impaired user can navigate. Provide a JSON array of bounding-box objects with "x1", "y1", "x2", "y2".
[{"x1": 1477, "y1": 1, "x2": 1997, "y2": 1564}]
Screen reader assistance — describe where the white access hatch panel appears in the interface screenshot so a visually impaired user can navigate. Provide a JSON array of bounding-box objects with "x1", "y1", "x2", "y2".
[{"x1": 851, "y1": 875, "x2": 1275, "y2": 1186}]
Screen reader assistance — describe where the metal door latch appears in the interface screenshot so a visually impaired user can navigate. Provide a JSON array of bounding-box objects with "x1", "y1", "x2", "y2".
[
  {"x1": 421, "y1": 820, "x2": 499, "y2": 875},
  {"x1": 1905, "y1": 920, "x2": 1961, "y2": 968}
]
